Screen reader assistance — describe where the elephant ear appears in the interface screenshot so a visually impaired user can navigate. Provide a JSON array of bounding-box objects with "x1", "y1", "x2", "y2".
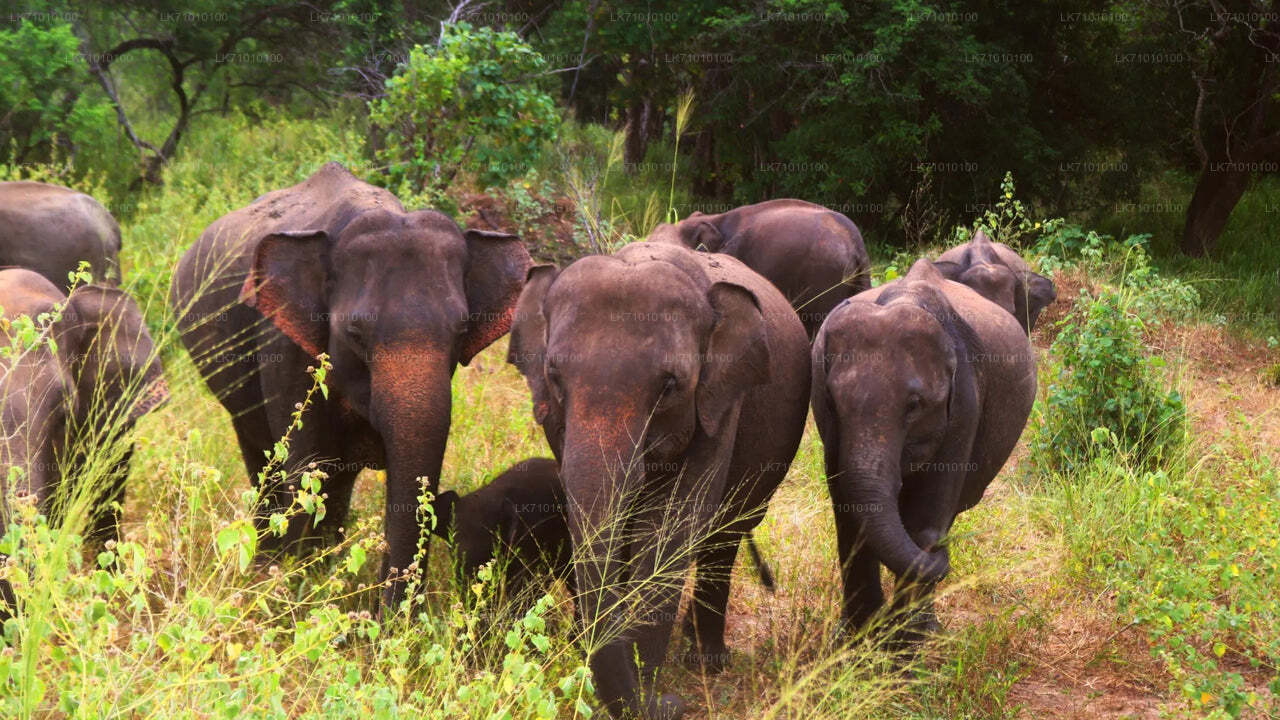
[
  {"x1": 460, "y1": 229, "x2": 533, "y2": 366},
  {"x1": 507, "y1": 265, "x2": 561, "y2": 427},
  {"x1": 697, "y1": 282, "x2": 770, "y2": 437},
  {"x1": 691, "y1": 221, "x2": 724, "y2": 252},
  {"x1": 1019, "y1": 270, "x2": 1057, "y2": 331},
  {"x1": 62, "y1": 285, "x2": 168, "y2": 423},
  {"x1": 240, "y1": 230, "x2": 331, "y2": 358},
  {"x1": 931, "y1": 260, "x2": 965, "y2": 282}
]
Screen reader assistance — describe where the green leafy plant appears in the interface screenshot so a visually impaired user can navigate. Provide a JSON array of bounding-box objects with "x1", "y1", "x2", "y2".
[
  {"x1": 369, "y1": 22, "x2": 560, "y2": 196},
  {"x1": 1031, "y1": 288, "x2": 1187, "y2": 474}
]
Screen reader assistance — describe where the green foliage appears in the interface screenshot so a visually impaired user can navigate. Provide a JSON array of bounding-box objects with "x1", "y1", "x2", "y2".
[
  {"x1": 0, "y1": 20, "x2": 123, "y2": 189},
  {"x1": 1031, "y1": 288, "x2": 1187, "y2": 474},
  {"x1": 370, "y1": 23, "x2": 560, "y2": 196},
  {"x1": 1048, "y1": 444, "x2": 1280, "y2": 718}
]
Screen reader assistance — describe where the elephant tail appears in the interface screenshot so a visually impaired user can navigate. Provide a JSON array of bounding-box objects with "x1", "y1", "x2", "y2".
[{"x1": 746, "y1": 535, "x2": 775, "y2": 593}]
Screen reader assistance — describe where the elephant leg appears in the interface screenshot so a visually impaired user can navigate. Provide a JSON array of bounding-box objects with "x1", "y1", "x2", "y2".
[
  {"x1": 681, "y1": 534, "x2": 741, "y2": 673},
  {"x1": 629, "y1": 499, "x2": 694, "y2": 720},
  {"x1": 231, "y1": 419, "x2": 270, "y2": 484},
  {"x1": 833, "y1": 505, "x2": 885, "y2": 634},
  {"x1": 314, "y1": 462, "x2": 359, "y2": 540},
  {"x1": 86, "y1": 447, "x2": 132, "y2": 547},
  {"x1": 888, "y1": 480, "x2": 955, "y2": 642}
]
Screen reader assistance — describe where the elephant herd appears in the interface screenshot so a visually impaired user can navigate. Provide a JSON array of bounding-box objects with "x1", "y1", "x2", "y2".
[{"x1": 0, "y1": 164, "x2": 1056, "y2": 720}]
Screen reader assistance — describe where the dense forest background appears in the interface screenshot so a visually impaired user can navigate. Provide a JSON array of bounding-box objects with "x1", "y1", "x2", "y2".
[{"x1": 5, "y1": 1, "x2": 1279, "y2": 253}]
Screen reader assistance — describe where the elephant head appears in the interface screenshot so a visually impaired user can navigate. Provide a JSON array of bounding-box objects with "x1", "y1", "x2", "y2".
[
  {"x1": 647, "y1": 211, "x2": 725, "y2": 252},
  {"x1": 0, "y1": 273, "x2": 166, "y2": 558},
  {"x1": 508, "y1": 246, "x2": 769, "y2": 718},
  {"x1": 813, "y1": 261, "x2": 978, "y2": 585},
  {"x1": 934, "y1": 231, "x2": 1055, "y2": 334},
  {"x1": 60, "y1": 285, "x2": 169, "y2": 432},
  {"x1": 238, "y1": 210, "x2": 530, "y2": 597}
]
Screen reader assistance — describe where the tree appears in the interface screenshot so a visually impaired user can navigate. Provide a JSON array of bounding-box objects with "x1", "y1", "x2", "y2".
[
  {"x1": 368, "y1": 22, "x2": 561, "y2": 194},
  {"x1": 70, "y1": 1, "x2": 363, "y2": 184},
  {"x1": 0, "y1": 19, "x2": 116, "y2": 170},
  {"x1": 1163, "y1": 0, "x2": 1280, "y2": 256}
]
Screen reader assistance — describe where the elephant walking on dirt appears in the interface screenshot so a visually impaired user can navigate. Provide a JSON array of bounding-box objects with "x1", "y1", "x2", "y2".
[
  {"x1": 0, "y1": 181, "x2": 122, "y2": 289},
  {"x1": 508, "y1": 242, "x2": 810, "y2": 719},
  {"x1": 0, "y1": 269, "x2": 168, "y2": 614},
  {"x1": 648, "y1": 199, "x2": 871, "y2": 338},
  {"x1": 169, "y1": 162, "x2": 531, "y2": 611},
  {"x1": 811, "y1": 259, "x2": 1036, "y2": 642}
]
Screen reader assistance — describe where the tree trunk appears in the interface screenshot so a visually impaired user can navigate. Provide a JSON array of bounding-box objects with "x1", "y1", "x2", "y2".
[{"x1": 1181, "y1": 161, "x2": 1252, "y2": 257}]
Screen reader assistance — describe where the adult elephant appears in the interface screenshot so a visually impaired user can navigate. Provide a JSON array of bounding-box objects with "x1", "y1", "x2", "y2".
[
  {"x1": 169, "y1": 162, "x2": 530, "y2": 610},
  {"x1": 508, "y1": 241, "x2": 810, "y2": 719},
  {"x1": 0, "y1": 269, "x2": 167, "y2": 614},
  {"x1": 648, "y1": 199, "x2": 871, "y2": 339},
  {"x1": 933, "y1": 230, "x2": 1056, "y2": 334},
  {"x1": 0, "y1": 181, "x2": 122, "y2": 288},
  {"x1": 811, "y1": 259, "x2": 1035, "y2": 642}
]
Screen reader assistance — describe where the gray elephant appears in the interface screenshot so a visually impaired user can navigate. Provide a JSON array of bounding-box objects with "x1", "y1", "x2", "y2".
[
  {"x1": 508, "y1": 241, "x2": 810, "y2": 719},
  {"x1": 169, "y1": 162, "x2": 531, "y2": 612},
  {"x1": 0, "y1": 181, "x2": 122, "y2": 288},
  {"x1": 933, "y1": 230, "x2": 1056, "y2": 334},
  {"x1": 0, "y1": 269, "x2": 167, "y2": 614},
  {"x1": 431, "y1": 457, "x2": 575, "y2": 606},
  {"x1": 431, "y1": 457, "x2": 774, "y2": 618},
  {"x1": 648, "y1": 199, "x2": 871, "y2": 339},
  {"x1": 811, "y1": 259, "x2": 1035, "y2": 642}
]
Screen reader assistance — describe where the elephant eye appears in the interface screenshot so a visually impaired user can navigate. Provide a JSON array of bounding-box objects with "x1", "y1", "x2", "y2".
[
  {"x1": 662, "y1": 375, "x2": 678, "y2": 396},
  {"x1": 345, "y1": 323, "x2": 365, "y2": 348},
  {"x1": 545, "y1": 366, "x2": 565, "y2": 403},
  {"x1": 904, "y1": 393, "x2": 924, "y2": 417}
]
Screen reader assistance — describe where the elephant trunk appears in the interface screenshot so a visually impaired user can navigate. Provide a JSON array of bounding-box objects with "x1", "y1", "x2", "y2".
[
  {"x1": 559, "y1": 399, "x2": 650, "y2": 718},
  {"x1": 844, "y1": 446, "x2": 949, "y2": 584},
  {"x1": 369, "y1": 344, "x2": 454, "y2": 612}
]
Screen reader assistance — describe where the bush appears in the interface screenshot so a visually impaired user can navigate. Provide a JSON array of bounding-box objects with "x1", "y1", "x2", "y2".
[
  {"x1": 370, "y1": 23, "x2": 560, "y2": 197},
  {"x1": 1031, "y1": 288, "x2": 1186, "y2": 474},
  {"x1": 0, "y1": 21, "x2": 127, "y2": 194}
]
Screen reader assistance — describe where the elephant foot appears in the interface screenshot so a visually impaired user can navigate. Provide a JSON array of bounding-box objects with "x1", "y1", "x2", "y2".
[
  {"x1": 888, "y1": 610, "x2": 943, "y2": 653},
  {"x1": 681, "y1": 644, "x2": 730, "y2": 674},
  {"x1": 646, "y1": 693, "x2": 687, "y2": 720}
]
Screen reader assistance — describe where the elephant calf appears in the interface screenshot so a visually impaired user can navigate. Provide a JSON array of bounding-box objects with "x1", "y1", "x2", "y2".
[
  {"x1": 0, "y1": 269, "x2": 167, "y2": 614},
  {"x1": 649, "y1": 199, "x2": 871, "y2": 339},
  {"x1": 811, "y1": 259, "x2": 1036, "y2": 642},
  {"x1": 430, "y1": 457, "x2": 574, "y2": 605},
  {"x1": 0, "y1": 181, "x2": 122, "y2": 289},
  {"x1": 933, "y1": 230, "x2": 1056, "y2": 334}
]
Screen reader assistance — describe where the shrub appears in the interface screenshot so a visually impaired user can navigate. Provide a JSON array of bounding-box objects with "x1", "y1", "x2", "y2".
[
  {"x1": 1031, "y1": 288, "x2": 1186, "y2": 473},
  {"x1": 370, "y1": 23, "x2": 560, "y2": 197}
]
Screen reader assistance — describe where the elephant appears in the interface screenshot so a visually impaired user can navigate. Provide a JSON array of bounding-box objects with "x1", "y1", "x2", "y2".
[
  {"x1": 508, "y1": 241, "x2": 810, "y2": 719},
  {"x1": 0, "y1": 269, "x2": 167, "y2": 614},
  {"x1": 431, "y1": 457, "x2": 775, "y2": 617},
  {"x1": 811, "y1": 258, "x2": 1036, "y2": 643},
  {"x1": 430, "y1": 457, "x2": 575, "y2": 606},
  {"x1": 933, "y1": 230, "x2": 1056, "y2": 334},
  {"x1": 648, "y1": 199, "x2": 871, "y2": 339},
  {"x1": 168, "y1": 162, "x2": 531, "y2": 611},
  {"x1": 0, "y1": 181, "x2": 122, "y2": 289}
]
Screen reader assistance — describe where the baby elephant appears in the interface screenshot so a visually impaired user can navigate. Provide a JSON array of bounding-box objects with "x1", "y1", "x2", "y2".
[
  {"x1": 430, "y1": 458, "x2": 574, "y2": 605},
  {"x1": 811, "y1": 259, "x2": 1035, "y2": 642},
  {"x1": 932, "y1": 230, "x2": 1055, "y2": 334},
  {"x1": 0, "y1": 269, "x2": 168, "y2": 614}
]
